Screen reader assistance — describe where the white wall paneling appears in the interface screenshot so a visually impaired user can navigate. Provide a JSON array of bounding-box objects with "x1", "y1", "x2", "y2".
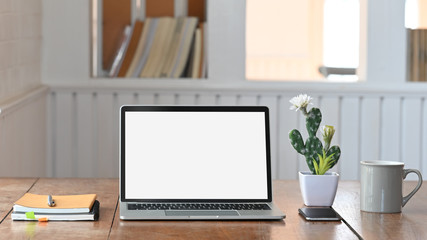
[
  {"x1": 422, "y1": 99, "x2": 427, "y2": 177},
  {"x1": 360, "y1": 97, "x2": 381, "y2": 162},
  {"x1": 401, "y1": 98, "x2": 422, "y2": 180},
  {"x1": 177, "y1": 94, "x2": 197, "y2": 105},
  {"x1": 218, "y1": 94, "x2": 238, "y2": 106},
  {"x1": 259, "y1": 95, "x2": 279, "y2": 179},
  {"x1": 238, "y1": 95, "x2": 258, "y2": 106},
  {"x1": 278, "y1": 95, "x2": 298, "y2": 179},
  {"x1": 340, "y1": 97, "x2": 360, "y2": 180},
  {"x1": 76, "y1": 92, "x2": 96, "y2": 177},
  {"x1": 198, "y1": 94, "x2": 217, "y2": 105},
  {"x1": 48, "y1": 87, "x2": 427, "y2": 180},
  {"x1": 380, "y1": 97, "x2": 401, "y2": 162},
  {"x1": 138, "y1": 92, "x2": 156, "y2": 105},
  {"x1": 97, "y1": 93, "x2": 116, "y2": 177},
  {"x1": 0, "y1": 86, "x2": 48, "y2": 177},
  {"x1": 54, "y1": 92, "x2": 75, "y2": 177}
]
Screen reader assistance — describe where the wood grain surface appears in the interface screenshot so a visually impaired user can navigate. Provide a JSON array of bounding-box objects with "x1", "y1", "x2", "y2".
[
  {"x1": 333, "y1": 181, "x2": 427, "y2": 240},
  {"x1": 0, "y1": 178, "x2": 37, "y2": 221},
  {"x1": 0, "y1": 178, "x2": 118, "y2": 239},
  {"x1": 108, "y1": 180, "x2": 358, "y2": 240},
  {"x1": 0, "y1": 179, "x2": 425, "y2": 239}
]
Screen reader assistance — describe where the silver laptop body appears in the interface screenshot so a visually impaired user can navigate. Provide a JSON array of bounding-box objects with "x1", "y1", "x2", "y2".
[{"x1": 119, "y1": 106, "x2": 285, "y2": 220}]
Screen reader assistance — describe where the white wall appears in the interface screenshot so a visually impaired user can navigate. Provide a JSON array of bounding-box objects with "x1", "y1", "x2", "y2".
[
  {"x1": 0, "y1": 0, "x2": 42, "y2": 102},
  {"x1": 42, "y1": 0, "x2": 427, "y2": 180},
  {"x1": 0, "y1": 0, "x2": 47, "y2": 177},
  {"x1": 42, "y1": 0, "x2": 91, "y2": 83}
]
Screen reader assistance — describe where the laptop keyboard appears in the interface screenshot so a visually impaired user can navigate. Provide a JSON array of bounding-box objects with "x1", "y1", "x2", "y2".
[{"x1": 127, "y1": 203, "x2": 271, "y2": 211}]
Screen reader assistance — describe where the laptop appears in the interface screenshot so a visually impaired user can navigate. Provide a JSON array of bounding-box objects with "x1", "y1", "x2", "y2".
[{"x1": 119, "y1": 105, "x2": 285, "y2": 220}]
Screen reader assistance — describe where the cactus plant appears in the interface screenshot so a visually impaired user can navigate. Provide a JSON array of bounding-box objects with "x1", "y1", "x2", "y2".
[{"x1": 288, "y1": 94, "x2": 341, "y2": 175}]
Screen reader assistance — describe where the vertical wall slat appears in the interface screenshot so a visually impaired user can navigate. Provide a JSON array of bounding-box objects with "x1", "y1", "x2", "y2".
[
  {"x1": 138, "y1": 92, "x2": 156, "y2": 104},
  {"x1": 381, "y1": 98, "x2": 401, "y2": 161},
  {"x1": 55, "y1": 92, "x2": 75, "y2": 177},
  {"x1": 218, "y1": 95, "x2": 238, "y2": 105},
  {"x1": 401, "y1": 98, "x2": 422, "y2": 180},
  {"x1": 422, "y1": 98, "x2": 427, "y2": 177},
  {"x1": 30, "y1": 97, "x2": 48, "y2": 176},
  {"x1": 97, "y1": 93, "x2": 115, "y2": 177},
  {"x1": 278, "y1": 95, "x2": 299, "y2": 179},
  {"x1": 177, "y1": 94, "x2": 197, "y2": 105},
  {"x1": 198, "y1": 93, "x2": 216, "y2": 105},
  {"x1": 238, "y1": 95, "x2": 257, "y2": 106},
  {"x1": 76, "y1": 93, "x2": 95, "y2": 177},
  {"x1": 157, "y1": 93, "x2": 177, "y2": 104},
  {"x1": 259, "y1": 95, "x2": 279, "y2": 179},
  {"x1": 115, "y1": 93, "x2": 136, "y2": 178},
  {"x1": 117, "y1": 93, "x2": 136, "y2": 106},
  {"x1": 340, "y1": 97, "x2": 360, "y2": 180},
  {"x1": 320, "y1": 97, "x2": 341, "y2": 146},
  {"x1": 46, "y1": 92, "x2": 55, "y2": 177},
  {"x1": 360, "y1": 97, "x2": 381, "y2": 162}
]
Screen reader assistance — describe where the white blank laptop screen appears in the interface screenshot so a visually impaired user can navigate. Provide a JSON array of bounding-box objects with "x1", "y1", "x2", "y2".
[{"x1": 124, "y1": 111, "x2": 268, "y2": 200}]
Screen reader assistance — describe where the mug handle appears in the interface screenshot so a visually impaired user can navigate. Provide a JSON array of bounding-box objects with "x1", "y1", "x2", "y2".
[{"x1": 402, "y1": 169, "x2": 423, "y2": 207}]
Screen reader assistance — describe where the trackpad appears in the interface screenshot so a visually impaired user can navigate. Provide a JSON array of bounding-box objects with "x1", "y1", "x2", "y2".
[{"x1": 165, "y1": 210, "x2": 239, "y2": 216}]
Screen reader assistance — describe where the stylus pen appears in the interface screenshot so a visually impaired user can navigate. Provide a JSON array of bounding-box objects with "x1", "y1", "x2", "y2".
[{"x1": 47, "y1": 195, "x2": 56, "y2": 207}]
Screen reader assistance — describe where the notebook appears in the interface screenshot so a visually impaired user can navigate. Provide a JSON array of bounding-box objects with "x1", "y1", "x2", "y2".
[
  {"x1": 119, "y1": 106, "x2": 285, "y2": 220},
  {"x1": 12, "y1": 193, "x2": 99, "y2": 221}
]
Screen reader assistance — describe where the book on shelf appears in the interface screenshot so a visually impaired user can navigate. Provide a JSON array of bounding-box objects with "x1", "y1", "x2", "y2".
[
  {"x1": 108, "y1": 25, "x2": 132, "y2": 77},
  {"x1": 109, "y1": 17, "x2": 204, "y2": 79},
  {"x1": 168, "y1": 17, "x2": 198, "y2": 78},
  {"x1": 200, "y1": 22, "x2": 208, "y2": 78},
  {"x1": 160, "y1": 17, "x2": 186, "y2": 77},
  {"x1": 152, "y1": 17, "x2": 177, "y2": 77},
  {"x1": 132, "y1": 18, "x2": 159, "y2": 77},
  {"x1": 12, "y1": 193, "x2": 99, "y2": 221},
  {"x1": 140, "y1": 17, "x2": 176, "y2": 78},
  {"x1": 197, "y1": 22, "x2": 206, "y2": 78},
  {"x1": 408, "y1": 29, "x2": 427, "y2": 82},
  {"x1": 188, "y1": 27, "x2": 202, "y2": 78},
  {"x1": 117, "y1": 20, "x2": 144, "y2": 77},
  {"x1": 125, "y1": 19, "x2": 151, "y2": 77}
]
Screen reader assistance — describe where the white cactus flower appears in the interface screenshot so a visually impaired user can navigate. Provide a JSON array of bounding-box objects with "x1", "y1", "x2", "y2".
[{"x1": 289, "y1": 94, "x2": 313, "y2": 112}]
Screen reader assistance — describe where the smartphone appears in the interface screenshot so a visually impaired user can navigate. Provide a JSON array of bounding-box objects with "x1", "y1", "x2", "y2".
[{"x1": 298, "y1": 207, "x2": 342, "y2": 221}]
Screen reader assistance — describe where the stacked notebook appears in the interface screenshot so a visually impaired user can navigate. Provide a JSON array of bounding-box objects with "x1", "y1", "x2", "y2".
[{"x1": 12, "y1": 193, "x2": 99, "y2": 221}]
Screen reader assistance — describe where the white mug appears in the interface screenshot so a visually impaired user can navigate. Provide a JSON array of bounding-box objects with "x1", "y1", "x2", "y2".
[{"x1": 360, "y1": 161, "x2": 423, "y2": 213}]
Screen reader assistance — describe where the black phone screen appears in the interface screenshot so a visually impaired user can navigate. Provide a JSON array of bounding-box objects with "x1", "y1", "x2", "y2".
[{"x1": 298, "y1": 207, "x2": 342, "y2": 221}]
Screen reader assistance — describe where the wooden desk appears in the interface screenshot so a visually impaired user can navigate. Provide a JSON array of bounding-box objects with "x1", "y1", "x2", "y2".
[
  {"x1": 0, "y1": 178, "x2": 37, "y2": 220},
  {"x1": 333, "y1": 181, "x2": 427, "y2": 240},
  {"x1": 0, "y1": 179, "x2": 424, "y2": 239}
]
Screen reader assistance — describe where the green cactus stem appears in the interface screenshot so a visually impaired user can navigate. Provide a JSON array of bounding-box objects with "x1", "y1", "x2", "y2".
[
  {"x1": 288, "y1": 97, "x2": 341, "y2": 174},
  {"x1": 306, "y1": 108, "x2": 322, "y2": 137},
  {"x1": 289, "y1": 107, "x2": 325, "y2": 173},
  {"x1": 326, "y1": 145, "x2": 341, "y2": 168}
]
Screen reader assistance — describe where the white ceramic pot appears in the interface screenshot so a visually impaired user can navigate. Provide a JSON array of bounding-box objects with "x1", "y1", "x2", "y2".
[{"x1": 298, "y1": 171, "x2": 339, "y2": 207}]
